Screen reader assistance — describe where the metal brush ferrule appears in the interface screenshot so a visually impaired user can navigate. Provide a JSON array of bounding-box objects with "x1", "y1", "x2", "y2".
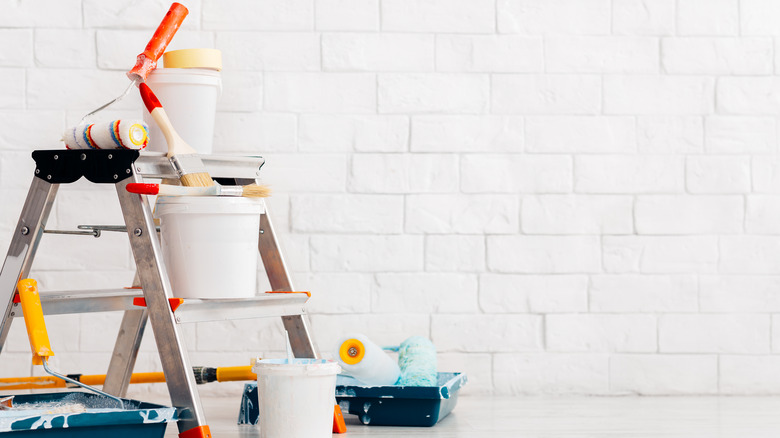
[
  {"x1": 169, "y1": 154, "x2": 208, "y2": 178},
  {"x1": 219, "y1": 186, "x2": 244, "y2": 196}
]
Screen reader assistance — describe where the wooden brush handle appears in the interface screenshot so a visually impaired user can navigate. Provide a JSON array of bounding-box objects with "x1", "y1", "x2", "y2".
[
  {"x1": 128, "y1": 3, "x2": 189, "y2": 82},
  {"x1": 139, "y1": 83, "x2": 184, "y2": 156}
]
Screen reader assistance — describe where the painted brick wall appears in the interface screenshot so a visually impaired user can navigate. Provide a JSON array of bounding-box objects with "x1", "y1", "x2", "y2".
[{"x1": 0, "y1": 0, "x2": 777, "y2": 397}]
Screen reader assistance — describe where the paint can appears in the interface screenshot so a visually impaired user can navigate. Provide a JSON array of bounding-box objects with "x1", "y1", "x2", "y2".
[
  {"x1": 154, "y1": 196, "x2": 264, "y2": 299},
  {"x1": 143, "y1": 49, "x2": 222, "y2": 154},
  {"x1": 252, "y1": 359, "x2": 341, "y2": 438}
]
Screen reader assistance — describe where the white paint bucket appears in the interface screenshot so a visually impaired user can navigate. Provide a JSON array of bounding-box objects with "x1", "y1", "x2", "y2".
[
  {"x1": 154, "y1": 196, "x2": 264, "y2": 299},
  {"x1": 143, "y1": 68, "x2": 221, "y2": 154},
  {"x1": 252, "y1": 359, "x2": 341, "y2": 438}
]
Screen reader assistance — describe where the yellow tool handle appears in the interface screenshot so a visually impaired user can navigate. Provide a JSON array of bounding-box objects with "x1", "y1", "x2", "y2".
[
  {"x1": 79, "y1": 372, "x2": 167, "y2": 386},
  {"x1": 0, "y1": 376, "x2": 66, "y2": 391},
  {"x1": 216, "y1": 366, "x2": 256, "y2": 382},
  {"x1": 17, "y1": 279, "x2": 54, "y2": 365}
]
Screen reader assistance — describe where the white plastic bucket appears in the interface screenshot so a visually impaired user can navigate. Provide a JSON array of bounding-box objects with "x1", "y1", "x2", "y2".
[
  {"x1": 252, "y1": 359, "x2": 341, "y2": 438},
  {"x1": 154, "y1": 196, "x2": 264, "y2": 299},
  {"x1": 143, "y1": 68, "x2": 221, "y2": 154}
]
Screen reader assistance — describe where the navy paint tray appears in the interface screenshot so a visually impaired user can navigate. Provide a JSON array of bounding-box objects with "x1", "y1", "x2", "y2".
[
  {"x1": 336, "y1": 372, "x2": 467, "y2": 427},
  {"x1": 238, "y1": 372, "x2": 467, "y2": 427},
  {"x1": 0, "y1": 391, "x2": 176, "y2": 437}
]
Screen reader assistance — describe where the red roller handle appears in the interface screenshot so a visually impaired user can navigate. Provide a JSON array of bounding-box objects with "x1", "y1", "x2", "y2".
[{"x1": 127, "y1": 3, "x2": 189, "y2": 82}]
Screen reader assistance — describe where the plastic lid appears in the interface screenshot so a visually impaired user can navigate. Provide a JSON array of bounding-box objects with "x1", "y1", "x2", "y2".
[
  {"x1": 154, "y1": 196, "x2": 264, "y2": 216},
  {"x1": 163, "y1": 48, "x2": 222, "y2": 71},
  {"x1": 144, "y1": 68, "x2": 222, "y2": 92},
  {"x1": 253, "y1": 359, "x2": 342, "y2": 377}
]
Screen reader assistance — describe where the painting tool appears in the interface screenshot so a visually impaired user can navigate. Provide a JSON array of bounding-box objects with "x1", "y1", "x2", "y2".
[
  {"x1": 78, "y1": 3, "x2": 188, "y2": 124},
  {"x1": 63, "y1": 120, "x2": 149, "y2": 150},
  {"x1": 397, "y1": 336, "x2": 437, "y2": 386},
  {"x1": 139, "y1": 82, "x2": 215, "y2": 188},
  {"x1": 335, "y1": 334, "x2": 400, "y2": 386},
  {"x1": 0, "y1": 365, "x2": 258, "y2": 391},
  {"x1": 336, "y1": 334, "x2": 438, "y2": 387},
  {"x1": 17, "y1": 278, "x2": 124, "y2": 409},
  {"x1": 126, "y1": 182, "x2": 270, "y2": 198}
]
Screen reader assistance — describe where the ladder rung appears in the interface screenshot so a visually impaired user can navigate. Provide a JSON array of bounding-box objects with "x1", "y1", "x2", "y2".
[
  {"x1": 11, "y1": 289, "x2": 309, "y2": 323},
  {"x1": 134, "y1": 153, "x2": 265, "y2": 179}
]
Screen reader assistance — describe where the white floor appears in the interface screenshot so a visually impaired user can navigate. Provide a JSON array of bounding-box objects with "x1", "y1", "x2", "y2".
[{"x1": 161, "y1": 395, "x2": 780, "y2": 437}]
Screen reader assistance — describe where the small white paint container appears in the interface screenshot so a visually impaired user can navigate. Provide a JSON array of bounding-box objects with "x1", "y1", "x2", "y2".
[
  {"x1": 154, "y1": 196, "x2": 264, "y2": 299},
  {"x1": 143, "y1": 67, "x2": 221, "y2": 154},
  {"x1": 252, "y1": 359, "x2": 341, "y2": 438}
]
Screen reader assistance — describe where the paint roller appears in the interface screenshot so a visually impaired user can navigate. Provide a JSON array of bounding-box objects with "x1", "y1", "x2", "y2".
[
  {"x1": 78, "y1": 3, "x2": 188, "y2": 124},
  {"x1": 0, "y1": 365, "x2": 259, "y2": 391},
  {"x1": 335, "y1": 334, "x2": 438, "y2": 386},
  {"x1": 397, "y1": 336, "x2": 438, "y2": 386},
  {"x1": 62, "y1": 120, "x2": 149, "y2": 150},
  {"x1": 17, "y1": 278, "x2": 124, "y2": 409}
]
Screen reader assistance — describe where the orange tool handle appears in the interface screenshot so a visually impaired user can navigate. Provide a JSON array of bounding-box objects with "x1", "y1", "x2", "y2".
[
  {"x1": 128, "y1": 2, "x2": 189, "y2": 82},
  {"x1": 0, "y1": 375, "x2": 66, "y2": 390}
]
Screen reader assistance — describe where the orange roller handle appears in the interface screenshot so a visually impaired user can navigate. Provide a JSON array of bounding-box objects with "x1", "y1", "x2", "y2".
[
  {"x1": 79, "y1": 372, "x2": 167, "y2": 386},
  {"x1": 128, "y1": 3, "x2": 189, "y2": 82},
  {"x1": 0, "y1": 375, "x2": 66, "y2": 391}
]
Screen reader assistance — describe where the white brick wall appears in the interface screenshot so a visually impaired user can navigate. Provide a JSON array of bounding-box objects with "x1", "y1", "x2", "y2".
[{"x1": 3, "y1": 0, "x2": 780, "y2": 397}]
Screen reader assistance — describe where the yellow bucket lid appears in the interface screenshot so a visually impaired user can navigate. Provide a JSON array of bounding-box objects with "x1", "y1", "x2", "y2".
[{"x1": 163, "y1": 48, "x2": 222, "y2": 71}]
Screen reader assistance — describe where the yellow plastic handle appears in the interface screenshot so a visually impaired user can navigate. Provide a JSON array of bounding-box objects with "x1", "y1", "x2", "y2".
[
  {"x1": 17, "y1": 279, "x2": 54, "y2": 365},
  {"x1": 216, "y1": 366, "x2": 256, "y2": 382}
]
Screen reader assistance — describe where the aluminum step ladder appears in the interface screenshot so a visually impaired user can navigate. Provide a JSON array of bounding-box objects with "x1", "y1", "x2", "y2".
[{"x1": 0, "y1": 149, "x2": 318, "y2": 438}]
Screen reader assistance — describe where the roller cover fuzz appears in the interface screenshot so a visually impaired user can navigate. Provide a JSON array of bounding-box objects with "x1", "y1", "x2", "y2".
[
  {"x1": 397, "y1": 336, "x2": 437, "y2": 386},
  {"x1": 63, "y1": 120, "x2": 148, "y2": 150}
]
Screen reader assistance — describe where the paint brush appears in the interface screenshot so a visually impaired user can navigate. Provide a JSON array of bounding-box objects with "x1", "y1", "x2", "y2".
[
  {"x1": 139, "y1": 82, "x2": 215, "y2": 188},
  {"x1": 79, "y1": 3, "x2": 188, "y2": 124},
  {"x1": 126, "y1": 182, "x2": 271, "y2": 198}
]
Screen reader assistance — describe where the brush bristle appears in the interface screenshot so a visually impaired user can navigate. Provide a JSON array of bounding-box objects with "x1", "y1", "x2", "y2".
[
  {"x1": 241, "y1": 184, "x2": 271, "y2": 198},
  {"x1": 179, "y1": 172, "x2": 215, "y2": 188}
]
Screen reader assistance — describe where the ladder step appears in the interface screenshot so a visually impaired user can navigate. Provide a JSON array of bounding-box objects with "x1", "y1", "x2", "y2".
[{"x1": 10, "y1": 289, "x2": 308, "y2": 323}]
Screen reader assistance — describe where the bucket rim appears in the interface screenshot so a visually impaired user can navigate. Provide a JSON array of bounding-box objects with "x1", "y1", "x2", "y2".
[
  {"x1": 145, "y1": 68, "x2": 222, "y2": 90},
  {"x1": 253, "y1": 359, "x2": 342, "y2": 376},
  {"x1": 154, "y1": 195, "x2": 265, "y2": 216},
  {"x1": 147, "y1": 67, "x2": 221, "y2": 77}
]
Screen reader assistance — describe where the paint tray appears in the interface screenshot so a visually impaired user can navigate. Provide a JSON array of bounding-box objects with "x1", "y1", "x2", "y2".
[
  {"x1": 0, "y1": 391, "x2": 176, "y2": 437},
  {"x1": 335, "y1": 372, "x2": 467, "y2": 427},
  {"x1": 238, "y1": 372, "x2": 467, "y2": 427}
]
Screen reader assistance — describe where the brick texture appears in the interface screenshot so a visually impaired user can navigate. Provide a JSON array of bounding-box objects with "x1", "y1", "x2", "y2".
[{"x1": 1, "y1": 0, "x2": 776, "y2": 398}]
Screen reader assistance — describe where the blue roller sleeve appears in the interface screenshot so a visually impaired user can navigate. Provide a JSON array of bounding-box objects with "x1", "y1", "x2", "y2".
[{"x1": 397, "y1": 336, "x2": 437, "y2": 386}]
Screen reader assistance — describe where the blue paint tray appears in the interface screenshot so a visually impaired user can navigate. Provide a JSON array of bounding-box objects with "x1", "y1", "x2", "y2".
[
  {"x1": 0, "y1": 391, "x2": 176, "y2": 437},
  {"x1": 237, "y1": 372, "x2": 466, "y2": 427},
  {"x1": 335, "y1": 372, "x2": 467, "y2": 427}
]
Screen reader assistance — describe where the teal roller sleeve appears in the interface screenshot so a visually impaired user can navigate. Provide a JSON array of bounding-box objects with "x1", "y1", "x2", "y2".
[{"x1": 397, "y1": 336, "x2": 437, "y2": 386}]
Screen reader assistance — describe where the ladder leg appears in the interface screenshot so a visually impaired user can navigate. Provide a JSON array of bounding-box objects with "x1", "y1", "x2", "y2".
[
  {"x1": 115, "y1": 178, "x2": 209, "y2": 435},
  {"x1": 102, "y1": 308, "x2": 148, "y2": 397},
  {"x1": 258, "y1": 207, "x2": 318, "y2": 358},
  {"x1": 0, "y1": 178, "x2": 58, "y2": 354}
]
